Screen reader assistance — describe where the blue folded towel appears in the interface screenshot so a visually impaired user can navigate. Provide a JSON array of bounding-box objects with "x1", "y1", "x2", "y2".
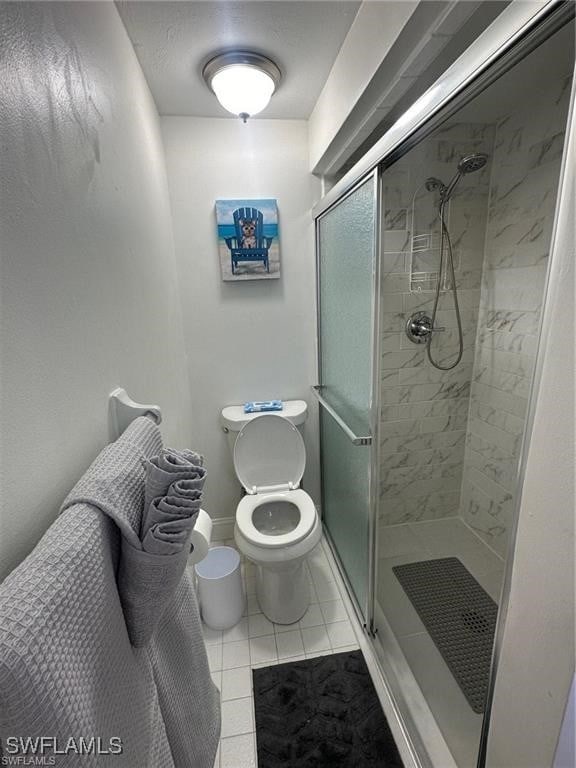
[{"x1": 244, "y1": 400, "x2": 283, "y2": 413}]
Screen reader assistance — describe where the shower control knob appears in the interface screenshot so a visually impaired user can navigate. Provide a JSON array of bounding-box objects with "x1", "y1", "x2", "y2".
[{"x1": 405, "y1": 312, "x2": 444, "y2": 344}]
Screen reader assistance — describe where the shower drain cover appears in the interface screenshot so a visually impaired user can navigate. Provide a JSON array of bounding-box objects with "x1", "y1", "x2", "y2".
[{"x1": 393, "y1": 557, "x2": 498, "y2": 713}]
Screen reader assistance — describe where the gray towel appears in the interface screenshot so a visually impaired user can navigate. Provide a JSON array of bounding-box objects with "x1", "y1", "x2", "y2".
[
  {"x1": 169, "y1": 478, "x2": 204, "y2": 504},
  {"x1": 145, "y1": 494, "x2": 201, "y2": 530},
  {"x1": 143, "y1": 518, "x2": 194, "y2": 555},
  {"x1": 119, "y1": 542, "x2": 190, "y2": 644},
  {"x1": 143, "y1": 448, "x2": 206, "y2": 518},
  {"x1": 0, "y1": 417, "x2": 220, "y2": 767}
]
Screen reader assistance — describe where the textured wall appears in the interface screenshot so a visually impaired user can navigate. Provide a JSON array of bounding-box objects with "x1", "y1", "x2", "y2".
[
  {"x1": 460, "y1": 74, "x2": 572, "y2": 556},
  {"x1": 379, "y1": 123, "x2": 493, "y2": 526},
  {"x1": 161, "y1": 118, "x2": 319, "y2": 520},
  {"x1": 0, "y1": 3, "x2": 192, "y2": 580}
]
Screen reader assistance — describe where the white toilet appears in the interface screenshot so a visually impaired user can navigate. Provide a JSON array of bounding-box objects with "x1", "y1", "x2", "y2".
[{"x1": 221, "y1": 401, "x2": 321, "y2": 624}]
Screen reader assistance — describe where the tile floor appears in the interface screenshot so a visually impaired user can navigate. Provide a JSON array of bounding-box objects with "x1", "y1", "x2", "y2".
[{"x1": 202, "y1": 537, "x2": 360, "y2": 768}]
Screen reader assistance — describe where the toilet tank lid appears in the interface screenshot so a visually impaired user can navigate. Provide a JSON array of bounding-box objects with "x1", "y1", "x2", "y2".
[{"x1": 221, "y1": 399, "x2": 307, "y2": 432}]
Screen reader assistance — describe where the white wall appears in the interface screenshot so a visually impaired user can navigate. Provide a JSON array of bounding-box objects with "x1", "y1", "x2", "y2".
[
  {"x1": 485, "y1": 77, "x2": 575, "y2": 768},
  {"x1": 0, "y1": 2, "x2": 193, "y2": 580},
  {"x1": 161, "y1": 118, "x2": 319, "y2": 520}
]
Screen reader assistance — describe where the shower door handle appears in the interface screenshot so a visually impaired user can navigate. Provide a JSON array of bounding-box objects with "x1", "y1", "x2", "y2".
[{"x1": 311, "y1": 386, "x2": 372, "y2": 446}]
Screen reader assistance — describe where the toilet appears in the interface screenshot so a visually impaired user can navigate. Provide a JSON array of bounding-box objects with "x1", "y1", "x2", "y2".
[{"x1": 221, "y1": 401, "x2": 321, "y2": 624}]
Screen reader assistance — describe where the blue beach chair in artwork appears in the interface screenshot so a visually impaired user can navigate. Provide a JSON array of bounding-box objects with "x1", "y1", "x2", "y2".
[{"x1": 224, "y1": 207, "x2": 273, "y2": 275}]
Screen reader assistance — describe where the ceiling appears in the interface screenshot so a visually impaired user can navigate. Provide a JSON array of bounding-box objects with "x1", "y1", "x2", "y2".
[{"x1": 116, "y1": 1, "x2": 361, "y2": 119}]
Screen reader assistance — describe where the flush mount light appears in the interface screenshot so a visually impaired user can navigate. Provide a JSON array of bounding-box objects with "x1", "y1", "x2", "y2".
[{"x1": 202, "y1": 51, "x2": 281, "y2": 123}]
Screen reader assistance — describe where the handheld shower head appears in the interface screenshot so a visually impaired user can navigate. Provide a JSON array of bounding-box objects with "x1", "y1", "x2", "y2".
[{"x1": 425, "y1": 177, "x2": 446, "y2": 194}]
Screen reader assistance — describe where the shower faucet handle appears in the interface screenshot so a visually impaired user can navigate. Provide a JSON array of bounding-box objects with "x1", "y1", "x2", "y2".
[{"x1": 405, "y1": 312, "x2": 444, "y2": 344}]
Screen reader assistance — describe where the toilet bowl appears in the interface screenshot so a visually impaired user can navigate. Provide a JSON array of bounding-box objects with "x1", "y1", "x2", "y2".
[{"x1": 222, "y1": 405, "x2": 321, "y2": 624}]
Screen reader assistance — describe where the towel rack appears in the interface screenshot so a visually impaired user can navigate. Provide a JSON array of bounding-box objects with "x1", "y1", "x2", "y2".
[
  {"x1": 311, "y1": 386, "x2": 372, "y2": 446},
  {"x1": 109, "y1": 388, "x2": 162, "y2": 441}
]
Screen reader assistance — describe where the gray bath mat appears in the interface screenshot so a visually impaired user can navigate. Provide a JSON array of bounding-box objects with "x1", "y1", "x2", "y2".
[{"x1": 392, "y1": 557, "x2": 497, "y2": 713}]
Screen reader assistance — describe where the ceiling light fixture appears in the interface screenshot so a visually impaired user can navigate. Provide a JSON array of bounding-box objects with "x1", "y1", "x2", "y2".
[{"x1": 202, "y1": 51, "x2": 281, "y2": 123}]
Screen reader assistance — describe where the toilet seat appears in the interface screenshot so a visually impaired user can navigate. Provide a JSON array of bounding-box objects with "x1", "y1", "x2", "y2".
[{"x1": 236, "y1": 489, "x2": 316, "y2": 549}]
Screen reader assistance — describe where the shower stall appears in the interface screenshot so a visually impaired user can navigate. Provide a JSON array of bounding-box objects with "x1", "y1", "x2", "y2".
[{"x1": 313, "y1": 4, "x2": 574, "y2": 767}]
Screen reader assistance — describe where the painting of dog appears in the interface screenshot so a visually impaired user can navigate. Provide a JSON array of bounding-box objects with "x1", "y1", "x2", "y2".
[{"x1": 215, "y1": 199, "x2": 280, "y2": 281}]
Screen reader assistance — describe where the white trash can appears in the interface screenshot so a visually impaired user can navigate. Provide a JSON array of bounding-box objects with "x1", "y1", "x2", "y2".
[{"x1": 195, "y1": 546, "x2": 245, "y2": 630}]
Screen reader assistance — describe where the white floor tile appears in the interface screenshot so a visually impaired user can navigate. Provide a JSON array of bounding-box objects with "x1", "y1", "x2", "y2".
[
  {"x1": 221, "y1": 666, "x2": 252, "y2": 701},
  {"x1": 213, "y1": 741, "x2": 220, "y2": 768},
  {"x1": 211, "y1": 669, "x2": 222, "y2": 690},
  {"x1": 305, "y1": 648, "x2": 333, "y2": 659},
  {"x1": 207, "y1": 644, "x2": 223, "y2": 672},
  {"x1": 202, "y1": 625, "x2": 223, "y2": 646},
  {"x1": 326, "y1": 620, "x2": 356, "y2": 649},
  {"x1": 301, "y1": 625, "x2": 331, "y2": 654},
  {"x1": 222, "y1": 640, "x2": 250, "y2": 670},
  {"x1": 276, "y1": 630, "x2": 305, "y2": 659},
  {"x1": 222, "y1": 617, "x2": 249, "y2": 643},
  {"x1": 252, "y1": 660, "x2": 278, "y2": 669},
  {"x1": 319, "y1": 599, "x2": 348, "y2": 624},
  {"x1": 221, "y1": 698, "x2": 254, "y2": 739},
  {"x1": 249, "y1": 635, "x2": 278, "y2": 665},
  {"x1": 273, "y1": 620, "x2": 300, "y2": 633},
  {"x1": 310, "y1": 561, "x2": 335, "y2": 586},
  {"x1": 298, "y1": 603, "x2": 325, "y2": 629},
  {"x1": 220, "y1": 733, "x2": 257, "y2": 768},
  {"x1": 248, "y1": 613, "x2": 275, "y2": 638},
  {"x1": 313, "y1": 579, "x2": 342, "y2": 603},
  {"x1": 278, "y1": 653, "x2": 307, "y2": 664}
]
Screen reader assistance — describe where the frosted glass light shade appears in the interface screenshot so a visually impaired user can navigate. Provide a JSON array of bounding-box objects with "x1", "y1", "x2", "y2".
[
  {"x1": 203, "y1": 52, "x2": 281, "y2": 121},
  {"x1": 211, "y1": 66, "x2": 275, "y2": 118}
]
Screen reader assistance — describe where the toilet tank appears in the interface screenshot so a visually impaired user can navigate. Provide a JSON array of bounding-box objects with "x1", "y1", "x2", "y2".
[{"x1": 220, "y1": 400, "x2": 307, "y2": 455}]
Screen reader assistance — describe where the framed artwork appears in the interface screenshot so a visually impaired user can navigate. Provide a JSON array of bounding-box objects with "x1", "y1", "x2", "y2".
[{"x1": 215, "y1": 198, "x2": 280, "y2": 281}]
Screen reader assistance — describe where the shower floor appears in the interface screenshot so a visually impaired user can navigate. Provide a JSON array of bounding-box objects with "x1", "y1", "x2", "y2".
[{"x1": 376, "y1": 517, "x2": 505, "y2": 767}]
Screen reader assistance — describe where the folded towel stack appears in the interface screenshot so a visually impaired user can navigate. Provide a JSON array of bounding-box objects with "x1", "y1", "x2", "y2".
[
  {"x1": 140, "y1": 448, "x2": 207, "y2": 555},
  {"x1": 118, "y1": 447, "x2": 208, "y2": 646}
]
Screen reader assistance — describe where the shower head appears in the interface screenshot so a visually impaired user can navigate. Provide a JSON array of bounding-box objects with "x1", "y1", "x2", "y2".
[
  {"x1": 457, "y1": 153, "x2": 488, "y2": 174},
  {"x1": 442, "y1": 153, "x2": 489, "y2": 202}
]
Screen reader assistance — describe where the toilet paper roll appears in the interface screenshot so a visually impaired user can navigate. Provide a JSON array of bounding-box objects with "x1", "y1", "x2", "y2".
[{"x1": 188, "y1": 508, "x2": 212, "y2": 565}]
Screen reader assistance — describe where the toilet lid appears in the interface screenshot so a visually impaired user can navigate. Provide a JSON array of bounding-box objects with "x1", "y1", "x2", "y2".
[{"x1": 234, "y1": 414, "x2": 305, "y2": 493}]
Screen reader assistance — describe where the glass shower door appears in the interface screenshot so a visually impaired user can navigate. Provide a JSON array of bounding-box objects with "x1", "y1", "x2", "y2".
[{"x1": 315, "y1": 172, "x2": 378, "y2": 621}]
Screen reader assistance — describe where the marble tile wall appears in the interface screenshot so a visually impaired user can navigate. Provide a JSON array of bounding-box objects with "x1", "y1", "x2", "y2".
[
  {"x1": 379, "y1": 123, "x2": 494, "y2": 525},
  {"x1": 459, "y1": 75, "x2": 572, "y2": 556}
]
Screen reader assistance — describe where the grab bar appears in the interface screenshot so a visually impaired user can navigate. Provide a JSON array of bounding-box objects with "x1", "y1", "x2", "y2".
[{"x1": 311, "y1": 386, "x2": 372, "y2": 446}]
